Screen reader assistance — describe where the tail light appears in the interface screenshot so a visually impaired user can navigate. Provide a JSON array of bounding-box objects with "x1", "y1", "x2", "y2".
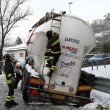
[
  {"x1": 27, "y1": 89, "x2": 39, "y2": 95},
  {"x1": 16, "y1": 65, "x2": 22, "y2": 69}
]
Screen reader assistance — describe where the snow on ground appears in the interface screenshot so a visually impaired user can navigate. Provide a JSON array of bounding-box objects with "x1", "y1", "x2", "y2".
[
  {"x1": 82, "y1": 64, "x2": 110, "y2": 78},
  {"x1": 0, "y1": 65, "x2": 110, "y2": 110},
  {"x1": 82, "y1": 64, "x2": 110, "y2": 109}
]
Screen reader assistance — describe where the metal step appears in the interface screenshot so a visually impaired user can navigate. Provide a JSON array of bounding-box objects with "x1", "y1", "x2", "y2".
[
  {"x1": 51, "y1": 25, "x2": 60, "y2": 28},
  {"x1": 51, "y1": 10, "x2": 63, "y2": 34},
  {"x1": 53, "y1": 18, "x2": 61, "y2": 21}
]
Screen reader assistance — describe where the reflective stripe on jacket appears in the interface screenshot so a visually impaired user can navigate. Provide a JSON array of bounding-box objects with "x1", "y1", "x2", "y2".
[
  {"x1": 46, "y1": 33, "x2": 61, "y2": 53},
  {"x1": 4, "y1": 59, "x2": 15, "y2": 84},
  {"x1": 4, "y1": 73, "x2": 13, "y2": 84}
]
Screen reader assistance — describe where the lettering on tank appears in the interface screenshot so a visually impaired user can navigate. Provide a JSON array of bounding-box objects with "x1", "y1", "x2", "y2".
[
  {"x1": 61, "y1": 53, "x2": 80, "y2": 59},
  {"x1": 62, "y1": 45, "x2": 79, "y2": 54},
  {"x1": 64, "y1": 37, "x2": 80, "y2": 44},
  {"x1": 60, "y1": 61, "x2": 76, "y2": 68}
]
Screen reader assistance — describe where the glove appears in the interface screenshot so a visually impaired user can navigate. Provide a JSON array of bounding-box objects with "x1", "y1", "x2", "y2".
[
  {"x1": 11, "y1": 77, "x2": 16, "y2": 83},
  {"x1": 45, "y1": 52, "x2": 52, "y2": 56}
]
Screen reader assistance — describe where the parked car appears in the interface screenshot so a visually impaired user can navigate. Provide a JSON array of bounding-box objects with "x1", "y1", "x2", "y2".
[
  {"x1": 83, "y1": 54, "x2": 94, "y2": 62},
  {"x1": 14, "y1": 59, "x2": 26, "y2": 89},
  {"x1": 88, "y1": 53, "x2": 110, "y2": 64}
]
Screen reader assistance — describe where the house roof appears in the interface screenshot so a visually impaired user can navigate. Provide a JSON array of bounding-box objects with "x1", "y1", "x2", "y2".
[{"x1": 6, "y1": 43, "x2": 27, "y2": 52}]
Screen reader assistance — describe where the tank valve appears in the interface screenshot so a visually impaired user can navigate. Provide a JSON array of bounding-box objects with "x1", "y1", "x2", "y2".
[{"x1": 62, "y1": 81, "x2": 65, "y2": 86}]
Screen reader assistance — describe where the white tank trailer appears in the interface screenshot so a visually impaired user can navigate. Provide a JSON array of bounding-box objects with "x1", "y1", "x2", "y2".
[{"x1": 26, "y1": 11, "x2": 96, "y2": 95}]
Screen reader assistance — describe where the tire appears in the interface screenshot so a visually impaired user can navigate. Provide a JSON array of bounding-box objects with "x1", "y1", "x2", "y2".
[
  {"x1": 51, "y1": 99, "x2": 58, "y2": 105},
  {"x1": 77, "y1": 91, "x2": 90, "y2": 98},
  {"x1": 22, "y1": 70, "x2": 30, "y2": 103},
  {"x1": 76, "y1": 91, "x2": 91, "y2": 107},
  {"x1": 22, "y1": 86, "x2": 28, "y2": 103}
]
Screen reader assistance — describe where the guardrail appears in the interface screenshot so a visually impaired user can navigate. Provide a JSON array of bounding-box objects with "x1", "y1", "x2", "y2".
[
  {"x1": 82, "y1": 60, "x2": 110, "y2": 68},
  {"x1": 94, "y1": 77, "x2": 110, "y2": 94}
]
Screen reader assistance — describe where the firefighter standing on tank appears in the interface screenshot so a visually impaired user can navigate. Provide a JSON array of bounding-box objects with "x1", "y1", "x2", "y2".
[
  {"x1": 45, "y1": 30, "x2": 61, "y2": 77},
  {"x1": 3, "y1": 54, "x2": 18, "y2": 108}
]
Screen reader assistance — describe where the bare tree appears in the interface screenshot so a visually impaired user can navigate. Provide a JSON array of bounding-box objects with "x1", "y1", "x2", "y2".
[{"x1": 0, "y1": 0, "x2": 31, "y2": 60}]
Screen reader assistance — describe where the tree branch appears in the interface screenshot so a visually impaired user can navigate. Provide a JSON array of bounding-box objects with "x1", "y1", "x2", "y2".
[{"x1": 4, "y1": 9, "x2": 31, "y2": 36}]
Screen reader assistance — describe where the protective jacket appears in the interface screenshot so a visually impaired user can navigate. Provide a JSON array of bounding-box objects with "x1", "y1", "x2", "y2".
[
  {"x1": 45, "y1": 32, "x2": 61, "y2": 77},
  {"x1": 47, "y1": 33, "x2": 61, "y2": 54},
  {"x1": 4, "y1": 60, "x2": 15, "y2": 84}
]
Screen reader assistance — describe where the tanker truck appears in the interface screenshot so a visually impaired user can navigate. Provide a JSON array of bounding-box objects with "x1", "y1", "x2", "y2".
[{"x1": 21, "y1": 10, "x2": 96, "y2": 107}]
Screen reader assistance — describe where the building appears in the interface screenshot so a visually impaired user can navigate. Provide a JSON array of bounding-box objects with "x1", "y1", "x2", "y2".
[{"x1": 4, "y1": 43, "x2": 27, "y2": 61}]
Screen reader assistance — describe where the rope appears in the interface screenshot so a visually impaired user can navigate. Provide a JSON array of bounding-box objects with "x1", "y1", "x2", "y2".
[
  {"x1": 102, "y1": 97, "x2": 110, "y2": 106},
  {"x1": 95, "y1": 98, "x2": 110, "y2": 109},
  {"x1": 27, "y1": 12, "x2": 52, "y2": 45}
]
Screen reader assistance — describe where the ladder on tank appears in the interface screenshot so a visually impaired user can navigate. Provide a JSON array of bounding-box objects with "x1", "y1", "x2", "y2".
[
  {"x1": 50, "y1": 9, "x2": 66, "y2": 35},
  {"x1": 45, "y1": 10, "x2": 66, "y2": 88},
  {"x1": 41, "y1": 10, "x2": 66, "y2": 89}
]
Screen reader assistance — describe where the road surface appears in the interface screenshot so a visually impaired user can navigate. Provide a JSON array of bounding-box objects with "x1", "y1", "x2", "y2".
[{"x1": 0, "y1": 74, "x2": 94, "y2": 110}]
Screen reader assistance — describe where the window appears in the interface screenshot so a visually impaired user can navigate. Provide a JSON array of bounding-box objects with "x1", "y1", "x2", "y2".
[{"x1": 20, "y1": 53, "x2": 23, "y2": 57}]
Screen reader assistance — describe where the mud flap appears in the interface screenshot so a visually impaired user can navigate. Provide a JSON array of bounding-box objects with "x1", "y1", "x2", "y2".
[{"x1": 80, "y1": 70, "x2": 95, "y2": 86}]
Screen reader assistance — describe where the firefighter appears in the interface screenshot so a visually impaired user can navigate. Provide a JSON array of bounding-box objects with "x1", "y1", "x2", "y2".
[
  {"x1": 3, "y1": 54, "x2": 18, "y2": 108},
  {"x1": 45, "y1": 30, "x2": 61, "y2": 77}
]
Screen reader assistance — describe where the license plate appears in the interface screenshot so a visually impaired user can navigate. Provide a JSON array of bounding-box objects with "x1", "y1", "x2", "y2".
[{"x1": 52, "y1": 94, "x2": 66, "y2": 100}]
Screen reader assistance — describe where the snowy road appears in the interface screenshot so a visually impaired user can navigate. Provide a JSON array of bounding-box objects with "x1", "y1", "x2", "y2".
[
  {"x1": 0, "y1": 74, "x2": 89, "y2": 110},
  {"x1": 1, "y1": 65, "x2": 110, "y2": 110}
]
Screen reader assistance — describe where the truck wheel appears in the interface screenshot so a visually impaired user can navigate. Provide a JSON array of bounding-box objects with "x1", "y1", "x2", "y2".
[
  {"x1": 51, "y1": 100, "x2": 58, "y2": 105},
  {"x1": 82, "y1": 91, "x2": 90, "y2": 98},
  {"x1": 76, "y1": 91, "x2": 91, "y2": 107},
  {"x1": 22, "y1": 86, "x2": 28, "y2": 103},
  {"x1": 21, "y1": 69, "x2": 26, "y2": 90},
  {"x1": 22, "y1": 71, "x2": 30, "y2": 103},
  {"x1": 77, "y1": 91, "x2": 90, "y2": 98}
]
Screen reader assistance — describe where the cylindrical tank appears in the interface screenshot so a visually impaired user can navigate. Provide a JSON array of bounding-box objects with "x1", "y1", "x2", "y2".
[{"x1": 27, "y1": 14, "x2": 96, "y2": 94}]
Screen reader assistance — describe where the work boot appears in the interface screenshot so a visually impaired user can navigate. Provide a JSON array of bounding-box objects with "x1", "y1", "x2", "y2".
[
  {"x1": 46, "y1": 60, "x2": 52, "y2": 68},
  {"x1": 11, "y1": 101, "x2": 18, "y2": 106},
  {"x1": 5, "y1": 102, "x2": 12, "y2": 108},
  {"x1": 47, "y1": 70, "x2": 53, "y2": 78},
  {"x1": 46, "y1": 63, "x2": 51, "y2": 68},
  {"x1": 14, "y1": 84, "x2": 17, "y2": 89}
]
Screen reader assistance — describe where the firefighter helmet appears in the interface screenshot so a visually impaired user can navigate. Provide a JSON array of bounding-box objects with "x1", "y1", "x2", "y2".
[
  {"x1": 46, "y1": 30, "x2": 53, "y2": 39},
  {"x1": 3, "y1": 54, "x2": 11, "y2": 60}
]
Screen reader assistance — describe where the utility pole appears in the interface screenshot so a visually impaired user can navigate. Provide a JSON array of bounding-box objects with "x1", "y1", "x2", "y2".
[
  {"x1": 0, "y1": 0, "x2": 1, "y2": 34},
  {"x1": 68, "y1": 2, "x2": 73, "y2": 14},
  {"x1": 0, "y1": 0, "x2": 1, "y2": 24},
  {"x1": 0, "y1": 0, "x2": 1, "y2": 16}
]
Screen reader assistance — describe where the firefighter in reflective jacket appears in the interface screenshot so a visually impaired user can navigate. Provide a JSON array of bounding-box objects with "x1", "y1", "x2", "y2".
[
  {"x1": 3, "y1": 54, "x2": 18, "y2": 108},
  {"x1": 45, "y1": 30, "x2": 61, "y2": 77}
]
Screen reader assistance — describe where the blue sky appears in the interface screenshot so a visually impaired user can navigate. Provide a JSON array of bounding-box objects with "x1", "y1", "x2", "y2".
[{"x1": 9, "y1": 0, "x2": 110, "y2": 40}]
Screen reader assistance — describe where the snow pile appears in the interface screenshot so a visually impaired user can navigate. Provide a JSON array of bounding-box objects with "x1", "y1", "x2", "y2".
[
  {"x1": 82, "y1": 65, "x2": 110, "y2": 109},
  {"x1": 82, "y1": 64, "x2": 110, "y2": 78},
  {"x1": 25, "y1": 64, "x2": 40, "y2": 77}
]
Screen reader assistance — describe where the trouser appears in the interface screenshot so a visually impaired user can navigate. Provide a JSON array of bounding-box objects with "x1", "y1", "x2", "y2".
[
  {"x1": 45, "y1": 52, "x2": 61, "y2": 71},
  {"x1": 6, "y1": 83, "x2": 14, "y2": 104},
  {"x1": 14, "y1": 73, "x2": 22, "y2": 88}
]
